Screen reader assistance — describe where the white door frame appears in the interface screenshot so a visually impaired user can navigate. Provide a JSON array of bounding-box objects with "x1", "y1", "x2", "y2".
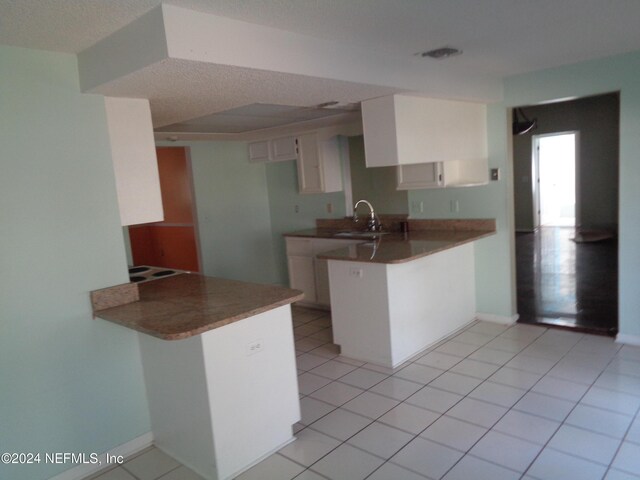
[{"x1": 532, "y1": 131, "x2": 580, "y2": 229}]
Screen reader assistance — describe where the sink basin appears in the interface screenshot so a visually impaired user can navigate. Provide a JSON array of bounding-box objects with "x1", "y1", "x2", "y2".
[{"x1": 333, "y1": 231, "x2": 389, "y2": 238}]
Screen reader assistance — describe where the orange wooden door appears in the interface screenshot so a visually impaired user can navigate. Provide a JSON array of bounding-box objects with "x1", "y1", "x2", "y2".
[{"x1": 129, "y1": 147, "x2": 200, "y2": 272}]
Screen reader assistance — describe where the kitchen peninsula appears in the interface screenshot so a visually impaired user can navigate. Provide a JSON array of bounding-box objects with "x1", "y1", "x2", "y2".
[
  {"x1": 92, "y1": 274, "x2": 303, "y2": 480},
  {"x1": 298, "y1": 219, "x2": 496, "y2": 368}
]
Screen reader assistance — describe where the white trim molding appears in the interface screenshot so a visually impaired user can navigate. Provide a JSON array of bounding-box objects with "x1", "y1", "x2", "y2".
[
  {"x1": 49, "y1": 432, "x2": 153, "y2": 480},
  {"x1": 616, "y1": 333, "x2": 640, "y2": 347},
  {"x1": 476, "y1": 313, "x2": 519, "y2": 325}
]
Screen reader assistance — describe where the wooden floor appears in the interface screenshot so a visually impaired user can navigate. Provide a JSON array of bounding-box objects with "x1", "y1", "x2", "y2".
[{"x1": 516, "y1": 227, "x2": 618, "y2": 336}]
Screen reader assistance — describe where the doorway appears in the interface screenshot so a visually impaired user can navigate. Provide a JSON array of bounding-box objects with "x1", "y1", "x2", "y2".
[
  {"x1": 533, "y1": 132, "x2": 578, "y2": 228},
  {"x1": 512, "y1": 93, "x2": 619, "y2": 336}
]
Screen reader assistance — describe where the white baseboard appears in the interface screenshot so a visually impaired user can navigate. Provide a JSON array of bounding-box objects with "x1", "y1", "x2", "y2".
[
  {"x1": 476, "y1": 313, "x2": 519, "y2": 325},
  {"x1": 224, "y1": 436, "x2": 296, "y2": 480},
  {"x1": 49, "y1": 432, "x2": 153, "y2": 480},
  {"x1": 616, "y1": 333, "x2": 640, "y2": 347}
]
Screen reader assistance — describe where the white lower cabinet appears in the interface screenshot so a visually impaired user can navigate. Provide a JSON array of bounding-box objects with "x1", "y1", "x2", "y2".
[
  {"x1": 287, "y1": 255, "x2": 317, "y2": 304},
  {"x1": 286, "y1": 237, "x2": 361, "y2": 308}
]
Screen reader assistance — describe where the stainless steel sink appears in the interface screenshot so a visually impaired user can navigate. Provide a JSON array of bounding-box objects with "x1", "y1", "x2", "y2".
[{"x1": 333, "y1": 231, "x2": 389, "y2": 238}]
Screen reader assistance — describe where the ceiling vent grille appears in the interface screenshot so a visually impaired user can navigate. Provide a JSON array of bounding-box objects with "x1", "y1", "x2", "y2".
[{"x1": 419, "y1": 47, "x2": 462, "y2": 59}]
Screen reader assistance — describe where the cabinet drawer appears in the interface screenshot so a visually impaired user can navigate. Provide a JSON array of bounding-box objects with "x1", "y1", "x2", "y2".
[{"x1": 285, "y1": 238, "x2": 314, "y2": 256}]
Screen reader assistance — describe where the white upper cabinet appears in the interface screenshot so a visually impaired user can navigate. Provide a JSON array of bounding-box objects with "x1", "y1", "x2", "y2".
[
  {"x1": 248, "y1": 140, "x2": 270, "y2": 163},
  {"x1": 104, "y1": 97, "x2": 163, "y2": 226},
  {"x1": 397, "y1": 162, "x2": 443, "y2": 189},
  {"x1": 247, "y1": 129, "x2": 344, "y2": 193},
  {"x1": 362, "y1": 94, "x2": 488, "y2": 167},
  {"x1": 270, "y1": 136, "x2": 297, "y2": 162},
  {"x1": 397, "y1": 157, "x2": 489, "y2": 190},
  {"x1": 248, "y1": 136, "x2": 297, "y2": 163},
  {"x1": 295, "y1": 133, "x2": 343, "y2": 194}
]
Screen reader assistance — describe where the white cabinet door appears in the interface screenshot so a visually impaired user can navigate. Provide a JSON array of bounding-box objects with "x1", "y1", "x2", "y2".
[
  {"x1": 296, "y1": 133, "x2": 343, "y2": 194},
  {"x1": 397, "y1": 163, "x2": 443, "y2": 190},
  {"x1": 296, "y1": 133, "x2": 323, "y2": 193},
  {"x1": 312, "y1": 238, "x2": 361, "y2": 307},
  {"x1": 397, "y1": 158, "x2": 489, "y2": 190},
  {"x1": 287, "y1": 255, "x2": 317, "y2": 304},
  {"x1": 104, "y1": 97, "x2": 163, "y2": 226},
  {"x1": 286, "y1": 237, "x2": 361, "y2": 308},
  {"x1": 270, "y1": 136, "x2": 297, "y2": 162},
  {"x1": 248, "y1": 140, "x2": 271, "y2": 163}
]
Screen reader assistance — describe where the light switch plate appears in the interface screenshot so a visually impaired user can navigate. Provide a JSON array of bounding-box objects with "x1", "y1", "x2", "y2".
[{"x1": 490, "y1": 168, "x2": 500, "y2": 181}]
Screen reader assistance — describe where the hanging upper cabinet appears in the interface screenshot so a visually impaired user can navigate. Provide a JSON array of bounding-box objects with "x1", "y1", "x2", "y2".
[
  {"x1": 271, "y1": 136, "x2": 298, "y2": 162},
  {"x1": 247, "y1": 140, "x2": 271, "y2": 163},
  {"x1": 248, "y1": 136, "x2": 297, "y2": 163},
  {"x1": 396, "y1": 159, "x2": 489, "y2": 190},
  {"x1": 104, "y1": 97, "x2": 164, "y2": 226},
  {"x1": 361, "y1": 94, "x2": 488, "y2": 167},
  {"x1": 295, "y1": 133, "x2": 343, "y2": 194}
]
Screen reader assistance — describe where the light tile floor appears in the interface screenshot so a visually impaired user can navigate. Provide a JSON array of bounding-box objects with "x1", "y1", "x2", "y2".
[{"x1": 89, "y1": 306, "x2": 640, "y2": 480}]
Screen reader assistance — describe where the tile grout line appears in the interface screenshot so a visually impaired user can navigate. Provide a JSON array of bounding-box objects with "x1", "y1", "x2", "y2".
[
  {"x1": 290, "y1": 308, "x2": 639, "y2": 480},
  {"x1": 519, "y1": 333, "x2": 628, "y2": 479},
  {"x1": 297, "y1": 313, "x2": 532, "y2": 479},
  {"x1": 602, "y1": 389, "x2": 640, "y2": 479}
]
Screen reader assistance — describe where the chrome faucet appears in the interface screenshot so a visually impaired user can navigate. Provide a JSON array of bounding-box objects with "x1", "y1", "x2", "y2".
[{"x1": 353, "y1": 199, "x2": 382, "y2": 232}]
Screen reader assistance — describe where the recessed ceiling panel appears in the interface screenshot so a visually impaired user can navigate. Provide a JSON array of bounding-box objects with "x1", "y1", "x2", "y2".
[{"x1": 155, "y1": 103, "x2": 354, "y2": 134}]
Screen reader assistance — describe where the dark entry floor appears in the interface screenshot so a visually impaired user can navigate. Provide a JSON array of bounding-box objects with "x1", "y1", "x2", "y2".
[{"x1": 516, "y1": 227, "x2": 618, "y2": 336}]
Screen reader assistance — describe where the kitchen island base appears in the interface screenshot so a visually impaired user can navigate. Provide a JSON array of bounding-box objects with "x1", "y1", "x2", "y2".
[
  {"x1": 329, "y1": 243, "x2": 476, "y2": 368},
  {"x1": 138, "y1": 305, "x2": 300, "y2": 480}
]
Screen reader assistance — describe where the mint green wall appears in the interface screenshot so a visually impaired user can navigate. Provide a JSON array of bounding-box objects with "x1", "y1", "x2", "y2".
[
  {"x1": 266, "y1": 161, "x2": 347, "y2": 285},
  {"x1": 349, "y1": 136, "x2": 409, "y2": 215},
  {"x1": 150, "y1": 145, "x2": 348, "y2": 287},
  {"x1": 407, "y1": 109, "x2": 516, "y2": 318},
  {"x1": 186, "y1": 142, "x2": 280, "y2": 285},
  {"x1": 503, "y1": 51, "x2": 640, "y2": 338},
  {"x1": 0, "y1": 47, "x2": 150, "y2": 479}
]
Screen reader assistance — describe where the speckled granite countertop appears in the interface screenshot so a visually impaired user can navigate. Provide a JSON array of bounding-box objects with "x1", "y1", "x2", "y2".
[
  {"x1": 316, "y1": 229, "x2": 495, "y2": 264},
  {"x1": 95, "y1": 274, "x2": 303, "y2": 340},
  {"x1": 284, "y1": 218, "x2": 496, "y2": 264}
]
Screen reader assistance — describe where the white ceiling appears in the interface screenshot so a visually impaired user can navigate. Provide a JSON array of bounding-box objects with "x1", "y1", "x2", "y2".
[
  {"x1": 87, "y1": 58, "x2": 397, "y2": 131},
  {"x1": 3, "y1": 0, "x2": 640, "y2": 135}
]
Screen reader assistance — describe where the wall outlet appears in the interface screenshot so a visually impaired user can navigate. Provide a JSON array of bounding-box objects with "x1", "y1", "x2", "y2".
[
  {"x1": 349, "y1": 267, "x2": 363, "y2": 279},
  {"x1": 326, "y1": 202, "x2": 333, "y2": 213},
  {"x1": 246, "y1": 340, "x2": 264, "y2": 356},
  {"x1": 294, "y1": 205, "x2": 299, "y2": 213},
  {"x1": 411, "y1": 201, "x2": 424, "y2": 213},
  {"x1": 450, "y1": 200, "x2": 460, "y2": 213}
]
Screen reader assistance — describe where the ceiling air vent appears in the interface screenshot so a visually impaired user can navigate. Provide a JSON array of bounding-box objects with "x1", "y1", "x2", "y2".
[{"x1": 418, "y1": 47, "x2": 462, "y2": 59}]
